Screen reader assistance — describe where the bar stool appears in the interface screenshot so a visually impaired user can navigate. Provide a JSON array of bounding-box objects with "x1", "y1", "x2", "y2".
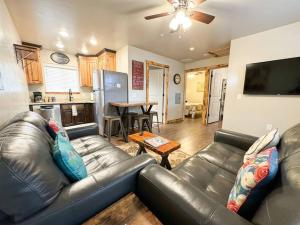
[
  {"x1": 103, "y1": 115, "x2": 125, "y2": 142},
  {"x1": 149, "y1": 111, "x2": 160, "y2": 133},
  {"x1": 125, "y1": 112, "x2": 138, "y2": 133},
  {"x1": 133, "y1": 114, "x2": 152, "y2": 132}
]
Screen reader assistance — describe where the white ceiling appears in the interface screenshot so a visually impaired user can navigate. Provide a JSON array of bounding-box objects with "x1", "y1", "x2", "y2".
[{"x1": 5, "y1": 0, "x2": 300, "y2": 62}]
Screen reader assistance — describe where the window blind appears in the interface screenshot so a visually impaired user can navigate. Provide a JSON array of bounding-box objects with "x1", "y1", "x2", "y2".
[{"x1": 44, "y1": 65, "x2": 80, "y2": 93}]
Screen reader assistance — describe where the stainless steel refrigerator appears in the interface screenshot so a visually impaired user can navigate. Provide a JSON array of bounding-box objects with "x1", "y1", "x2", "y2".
[{"x1": 93, "y1": 70, "x2": 128, "y2": 135}]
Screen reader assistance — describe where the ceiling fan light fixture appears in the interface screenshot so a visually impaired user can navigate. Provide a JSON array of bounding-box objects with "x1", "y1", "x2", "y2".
[
  {"x1": 169, "y1": 17, "x2": 179, "y2": 31},
  {"x1": 182, "y1": 17, "x2": 192, "y2": 30},
  {"x1": 175, "y1": 10, "x2": 186, "y2": 24}
]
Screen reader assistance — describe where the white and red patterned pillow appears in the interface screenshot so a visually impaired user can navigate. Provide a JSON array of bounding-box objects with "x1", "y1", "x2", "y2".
[
  {"x1": 227, "y1": 147, "x2": 278, "y2": 216},
  {"x1": 244, "y1": 128, "x2": 280, "y2": 163}
]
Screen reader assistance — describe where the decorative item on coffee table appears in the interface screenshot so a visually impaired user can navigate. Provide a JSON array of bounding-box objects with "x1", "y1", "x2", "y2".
[{"x1": 128, "y1": 131, "x2": 180, "y2": 170}]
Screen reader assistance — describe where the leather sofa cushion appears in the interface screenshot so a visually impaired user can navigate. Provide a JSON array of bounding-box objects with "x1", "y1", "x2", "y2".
[
  {"x1": 0, "y1": 122, "x2": 69, "y2": 222},
  {"x1": 71, "y1": 135, "x2": 112, "y2": 157},
  {"x1": 72, "y1": 135, "x2": 131, "y2": 175},
  {"x1": 0, "y1": 111, "x2": 54, "y2": 145},
  {"x1": 173, "y1": 154, "x2": 237, "y2": 205},
  {"x1": 197, "y1": 142, "x2": 244, "y2": 174}
]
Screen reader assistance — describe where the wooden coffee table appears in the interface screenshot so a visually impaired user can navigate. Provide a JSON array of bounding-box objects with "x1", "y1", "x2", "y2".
[{"x1": 128, "y1": 131, "x2": 180, "y2": 170}]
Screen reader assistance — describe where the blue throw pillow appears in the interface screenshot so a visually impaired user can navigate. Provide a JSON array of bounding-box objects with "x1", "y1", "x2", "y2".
[{"x1": 53, "y1": 133, "x2": 87, "y2": 181}]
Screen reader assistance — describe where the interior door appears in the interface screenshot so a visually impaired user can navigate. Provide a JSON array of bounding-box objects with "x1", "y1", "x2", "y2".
[
  {"x1": 149, "y1": 68, "x2": 164, "y2": 122},
  {"x1": 208, "y1": 67, "x2": 228, "y2": 123}
]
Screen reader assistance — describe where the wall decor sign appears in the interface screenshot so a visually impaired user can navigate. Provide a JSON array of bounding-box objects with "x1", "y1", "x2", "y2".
[
  {"x1": 132, "y1": 60, "x2": 144, "y2": 90},
  {"x1": 50, "y1": 52, "x2": 70, "y2": 64}
]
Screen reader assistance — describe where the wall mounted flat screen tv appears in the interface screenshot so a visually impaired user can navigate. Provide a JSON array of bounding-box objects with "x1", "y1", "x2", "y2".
[{"x1": 243, "y1": 57, "x2": 300, "y2": 95}]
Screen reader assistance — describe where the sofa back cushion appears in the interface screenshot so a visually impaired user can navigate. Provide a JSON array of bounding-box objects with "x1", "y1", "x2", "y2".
[
  {"x1": 0, "y1": 121, "x2": 69, "y2": 222},
  {"x1": 251, "y1": 123, "x2": 300, "y2": 225},
  {"x1": 0, "y1": 111, "x2": 54, "y2": 144}
]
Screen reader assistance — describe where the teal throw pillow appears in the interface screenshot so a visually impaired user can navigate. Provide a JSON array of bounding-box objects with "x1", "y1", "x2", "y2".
[{"x1": 53, "y1": 133, "x2": 87, "y2": 181}]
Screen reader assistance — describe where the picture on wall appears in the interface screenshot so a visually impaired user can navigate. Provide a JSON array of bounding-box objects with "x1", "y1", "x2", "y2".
[
  {"x1": 132, "y1": 60, "x2": 144, "y2": 90},
  {"x1": 196, "y1": 82, "x2": 204, "y2": 92}
]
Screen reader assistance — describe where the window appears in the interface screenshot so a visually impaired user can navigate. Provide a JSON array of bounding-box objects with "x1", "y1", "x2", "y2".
[{"x1": 44, "y1": 65, "x2": 80, "y2": 93}]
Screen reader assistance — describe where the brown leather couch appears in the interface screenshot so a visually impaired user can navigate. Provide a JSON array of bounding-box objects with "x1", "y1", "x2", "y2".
[{"x1": 137, "y1": 124, "x2": 300, "y2": 225}]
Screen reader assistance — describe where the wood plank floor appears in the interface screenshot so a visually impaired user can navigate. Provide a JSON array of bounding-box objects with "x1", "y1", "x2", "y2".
[{"x1": 84, "y1": 118, "x2": 222, "y2": 225}]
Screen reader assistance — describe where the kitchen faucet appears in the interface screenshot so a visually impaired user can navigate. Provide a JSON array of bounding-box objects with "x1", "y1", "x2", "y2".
[{"x1": 69, "y1": 89, "x2": 73, "y2": 102}]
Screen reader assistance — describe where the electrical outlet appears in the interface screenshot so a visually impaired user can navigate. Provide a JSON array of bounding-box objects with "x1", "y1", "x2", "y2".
[{"x1": 266, "y1": 124, "x2": 273, "y2": 131}]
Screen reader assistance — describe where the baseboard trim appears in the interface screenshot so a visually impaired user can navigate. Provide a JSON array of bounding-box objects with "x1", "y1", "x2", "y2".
[{"x1": 167, "y1": 118, "x2": 184, "y2": 124}]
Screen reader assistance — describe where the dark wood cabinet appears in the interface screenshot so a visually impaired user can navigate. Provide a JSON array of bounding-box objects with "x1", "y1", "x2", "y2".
[{"x1": 60, "y1": 103, "x2": 94, "y2": 127}]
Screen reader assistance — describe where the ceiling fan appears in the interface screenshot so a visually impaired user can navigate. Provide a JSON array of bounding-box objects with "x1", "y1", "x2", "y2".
[{"x1": 145, "y1": 0, "x2": 215, "y2": 32}]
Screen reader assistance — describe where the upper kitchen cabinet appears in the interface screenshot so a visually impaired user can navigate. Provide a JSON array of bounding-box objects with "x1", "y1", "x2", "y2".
[
  {"x1": 77, "y1": 48, "x2": 116, "y2": 87},
  {"x1": 78, "y1": 56, "x2": 98, "y2": 87},
  {"x1": 14, "y1": 43, "x2": 43, "y2": 84},
  {"x1": 97, "y1": 49, "x2": 116, "y2": 71}
]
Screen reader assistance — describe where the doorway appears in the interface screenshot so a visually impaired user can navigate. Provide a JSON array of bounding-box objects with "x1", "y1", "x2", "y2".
[
  {"x1": 184, "y1": 70, "x2": 206, "y2": 121},
  {"x1": 146, "y1": 61, "x2": 169, "y2": 124},
  {"x1": 207, "y1": 67, "x2": 228, "y2": 124}
]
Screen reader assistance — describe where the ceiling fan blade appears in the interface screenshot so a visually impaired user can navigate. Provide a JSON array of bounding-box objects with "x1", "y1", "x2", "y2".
[
  {"x1": 145, "y1": 12, "x2": 171, "y2": 20},
  {"x1": 190, "y1": 11, "x2": 215, "y2": 24}
]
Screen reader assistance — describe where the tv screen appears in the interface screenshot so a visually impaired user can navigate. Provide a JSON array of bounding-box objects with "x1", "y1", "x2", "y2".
[{"x1": 243, "y1": 57, "x2": 300, "y2": 95}]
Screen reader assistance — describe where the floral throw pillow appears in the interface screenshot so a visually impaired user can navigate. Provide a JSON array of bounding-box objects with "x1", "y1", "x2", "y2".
[
  {"x1": 244, "y1": 128, "x2": 280, "y2": 163},
  {"x1": 227, "y1": 147, "x2": 278, "y2": 217}
]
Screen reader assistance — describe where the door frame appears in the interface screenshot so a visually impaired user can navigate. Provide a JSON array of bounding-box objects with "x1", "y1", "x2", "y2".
[
  {"x1": 146, "y1": 60, "x2": 169, "y2": 124},
  {"x1": 184, "y1": 64, "x2": 228, "y2": 125}
]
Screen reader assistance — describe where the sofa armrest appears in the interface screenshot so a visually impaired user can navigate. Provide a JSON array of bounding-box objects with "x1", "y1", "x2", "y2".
[
  {"x1": 17, "y1": 154, "x2": 156, "y2": 225},
  {"x1": 214, "y1": 129, "x2": 258, "y2": 151},
  {"x1": 65, "y1": 123, "x2": 99, "y2": 140},
  {"x1": 137, "y1": 165, "x2": 253, "y2": 225}
]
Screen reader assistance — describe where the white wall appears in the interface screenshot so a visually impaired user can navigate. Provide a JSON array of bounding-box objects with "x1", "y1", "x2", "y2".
[
  {"x1": 28, "y1": 49, "x2": 92, "y2": 102},
  {"x1": 117, "y1": 45, "x2": 185, "y2": 121},
  {"x1": 0, "y1": 0, "x2": 29, "y2": 125},
  {"x1": 223, "y1": 21, "x2": 300, "y2": 136},
  {"x1": 185, "y1": 56, "x2": 229, "y2": 70}
]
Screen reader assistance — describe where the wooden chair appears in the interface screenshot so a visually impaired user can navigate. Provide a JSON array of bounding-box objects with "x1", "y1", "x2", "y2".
[{"x1": 103, "y1": 115, "x2": 125, "y2": 142}]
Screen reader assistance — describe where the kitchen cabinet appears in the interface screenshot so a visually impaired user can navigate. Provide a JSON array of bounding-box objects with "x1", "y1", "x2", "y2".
[
  {"x1": 60, "y1": 103, "x2": 94, "y2": 127},
  {"x1": 98, "y1": 50, "x2": 116, "y2": 71},
  {"x1": 23, "y1": 48, "x2": 43, "y2": 84},
  {"x1": 78, "y1": 56, "x2": 98, "y2": 87},
  {"x1": 77, "y1": 48, "x2": 116, "y2": 87}
]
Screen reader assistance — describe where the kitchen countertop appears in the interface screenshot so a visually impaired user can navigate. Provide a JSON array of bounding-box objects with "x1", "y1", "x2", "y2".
[{"x1": 29, "y1": 100, "x2": 95, "y2": 106}]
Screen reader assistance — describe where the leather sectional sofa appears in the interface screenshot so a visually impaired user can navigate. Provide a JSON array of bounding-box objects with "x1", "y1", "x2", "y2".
[
  {"x1": 137, "y1": 124, "x2": 300, "y2": 225},
  {"x1": 0, "y1": 111, "x2": 156, "y2": 225}
]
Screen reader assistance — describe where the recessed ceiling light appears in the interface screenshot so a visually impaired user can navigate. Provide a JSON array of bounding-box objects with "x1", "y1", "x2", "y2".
[
  {"x1": 89, "y1": 36, "x2": 98, "y2": 46},
  {"x1": 56, "y1": 41, "x2": 64, "y2": 49},
  {"x1": 189, "y1": 47, "x2": 195, "y2": 51},
  {"x1": 160, "y1": 33, "x2": 164, "y2": 37},
  {"x1": 81, "y1": 45, "x2": 88, "y2": 54},
  {"x1": 178, "y1": 35, "x2": 182, "y2": 39},
  {"x1": 59, "y1": 30, "x2": 69, "y2": 38}
]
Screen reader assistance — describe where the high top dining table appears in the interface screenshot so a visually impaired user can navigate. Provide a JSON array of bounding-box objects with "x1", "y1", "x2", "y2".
[{"x1": 110, "y1": 101, "x2": 158, "y2": 142}]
